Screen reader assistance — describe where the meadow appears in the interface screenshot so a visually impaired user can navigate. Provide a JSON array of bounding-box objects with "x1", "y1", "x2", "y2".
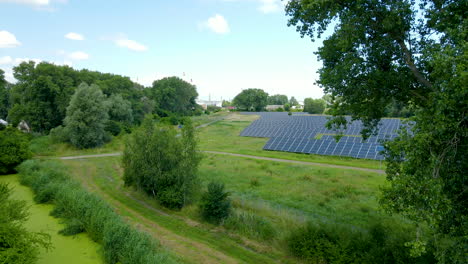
[{"x1": 15, "y1": 112, "x2": 431, "y2": 263}]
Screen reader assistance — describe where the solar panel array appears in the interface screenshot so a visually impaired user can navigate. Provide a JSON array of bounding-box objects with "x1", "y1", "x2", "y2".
[{"x1": 240, "y1": 112, "x2": 405, "y2": 160}]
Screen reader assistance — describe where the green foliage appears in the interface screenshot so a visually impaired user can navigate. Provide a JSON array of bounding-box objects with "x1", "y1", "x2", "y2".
[
  {"x1": 224, "y1": 210, "x2": 276, "y2": 241},
  {"x1": 0, "y1": 182, "x2": 51, "y2": 264},
  {"x1": 286, "y1": 1, "x2": 467, "y2": 260},
  {"x1": 267, "y1": 94, "x2": 288, "y2": 105},
  {"x1": 232, "y1": 88, "x2": 269, "y2": 111},
  {"x1": 123, "y1": 117, "x2": 201, "y2": 209},
  {"x1": 222, "y1": 100, "x2": 231, "y2": 107},
  {"x1": 64, "y1": 83, "x2": 110, "y2": 149},
  {"x1": 107, "y1": 94, "x2": 134, "y2": 124},
  {"x1": 289, "y1": 96, "x2": 299, "y2": 106},
  {"x1": 199, "y1": 181, "x2": 231, "y2": 225},
  {"x1": 148, "y1": 77, "x2": 198, "y2": 116},
  {"x1": 284, "y1": 103, "x2": 291, "y2": 111},
  {"x1": 7, "y1": 61, "x2": 145, "y2": 132},
  {"x1": 16, "y1": 160, "x2": 176, "y2": 264},
  {"x1": 303, "y1": 98, "x2": 326, "y2": 114},
  {"x1": 104, "y1": 120, "x2": 122, "y2": 136},
  {"x1": 0, "y1": 69, "x2": 10, "y2": 119},
  {"x1": 287, "y1": 221, "x2": 435, "y2": 264},
  {"x1": 0, "y1": 127, "x2": 32, "y2": 174}
]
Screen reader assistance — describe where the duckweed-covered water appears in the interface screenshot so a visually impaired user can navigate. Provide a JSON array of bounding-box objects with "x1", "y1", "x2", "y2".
[{"x1": 0, "y1": 174, "x2": 103, "y2": 264}]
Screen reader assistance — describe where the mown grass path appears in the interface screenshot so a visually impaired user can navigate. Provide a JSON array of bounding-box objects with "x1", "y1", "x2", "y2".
[{"x1": 57, "y1": 151, "x2": 384, "y2": 174}]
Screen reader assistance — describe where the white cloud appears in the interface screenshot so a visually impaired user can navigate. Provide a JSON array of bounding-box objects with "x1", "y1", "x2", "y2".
[
  {"x1": 0, "y1": 0, "x2": 50, "y2": 6},
  {"x1": 205, "y1": 14, "x2": 230, "y2": 34},
  {"x1": 68, "y1": 51, "x2": 89, "y2": 60},
  {"x1": 0, "y1": 56, "x2": 13, "y2": 64},
  {"x1": 258, "y1": 0, "x2": 281, "y2": 13},
  {"x1": 115, "y1": 37, "x2": 148, "y2": 52},
  {"x1": 0, "y1": 31, "x2": 21, "y2": 48},
  {"x1": 65, "y1": 32, "x2": 84, "y2": 40}
]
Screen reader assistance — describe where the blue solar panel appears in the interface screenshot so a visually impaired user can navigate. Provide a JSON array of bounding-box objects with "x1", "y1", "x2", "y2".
[{"x1": 247, "y1": 112, "x2": 406, "y2": 160}]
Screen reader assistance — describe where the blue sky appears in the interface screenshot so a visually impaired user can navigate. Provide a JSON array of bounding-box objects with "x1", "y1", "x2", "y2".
[{"x1": 0, "y1": 0, "x2": 327, "y2": 101}]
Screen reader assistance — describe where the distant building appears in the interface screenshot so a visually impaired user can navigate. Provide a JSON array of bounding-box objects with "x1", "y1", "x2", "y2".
[
  {"x1": 266, "y1": 105, "x2": 283, "y2": 111},
  {"x1": 196, "y1": 100, "x2": 222, "y2": 110}
]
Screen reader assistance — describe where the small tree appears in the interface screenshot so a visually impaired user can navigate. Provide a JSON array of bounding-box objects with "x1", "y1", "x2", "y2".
[
  {"x1": 64, "y1": 83, "x2": 109, "y2": 149},
  {"x1": 122, "y1": 117, "x2": 201, "y2": 209},
  {"x1": 199, "y1": 181, "x2": 231, "y2": 225},
  {"x1": 0, "y1": 183, "x2": 51, "y2": 263},
  {"x1": 0, "y1": 127, "x2": 31, "y2": 174}
]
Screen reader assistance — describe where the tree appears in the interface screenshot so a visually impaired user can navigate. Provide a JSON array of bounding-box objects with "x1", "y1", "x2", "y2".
[
  {"x1": 222, "y1": 100, "x2": 231, "y2": 107},
  {"x1": 199, "y1": 181, "x2": 231, "y2": 225},
  {"x1": 0, "y1": 127, "x2": 32, "y2": 174},
  {"x1": 289, "y1": 96, "x2": 299, "y2": 106},
  {"x1": 267, "y1": 94, "x2": 289, "y2": 105},
  {"x1": 107, "y1": 94, "x2": 134, "y2": 124},
  {"x1": 232, "y1": 88, "x2": 268, "y2": 111},
  {"x1": 303, "y1": 98, "x2": 325, "y2": 114},
  {"x1": 149, "y1": 77, "x2": 198, "y2": 116},
  {"x1": 286, "y1": 0, "x2": 467, "y2": 261},
  {"x1": 0, "y1": 70, "x2": 10, "y2": 119},
  {"x1": 63, "y1": 83, "x2": 109, "y2": 149},
  {"x1": 122, "y1": 117, "x2": 201, "y2": 209},
  {"x1": 0, "y1": 183, "x2": 51, "y2": 264}
]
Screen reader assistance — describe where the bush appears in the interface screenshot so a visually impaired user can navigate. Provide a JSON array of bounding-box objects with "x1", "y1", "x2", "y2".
[
  {"x1": 287, "y1": 221, "x2": 436, "y2": 264},
  {"x1": 0, "y1": 127, "x2": 32, "y2": 174},
  {"x1": 0, "y1": 183, "x2": 51, "y2": 264},
  {"x1": 104, "y1": 120, "x2": 121, "y2": 136},
  {"x1": 17, "y1": 160, "x2": 176, "y2": 264},
  {"x1": 199, "y1": 181, "x2": 231, "y2": 225},
  {"x1": 122, "y1": 117, "x2": 201, "y2": 209}
]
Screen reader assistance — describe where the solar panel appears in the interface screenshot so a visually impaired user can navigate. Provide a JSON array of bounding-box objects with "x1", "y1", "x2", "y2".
[{"x1": 245, "y1": 112, "x2": 406, "y2": 160}]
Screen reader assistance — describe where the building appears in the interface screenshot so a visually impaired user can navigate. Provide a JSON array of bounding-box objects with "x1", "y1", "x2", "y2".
[{"x1": 196, "y1": 100, "x2": 223, "y2": 110}]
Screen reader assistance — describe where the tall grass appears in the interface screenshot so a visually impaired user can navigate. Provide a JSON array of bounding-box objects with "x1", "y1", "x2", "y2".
[{"x1": 17, "y1": 160, "x2": 177, "y2": 264}]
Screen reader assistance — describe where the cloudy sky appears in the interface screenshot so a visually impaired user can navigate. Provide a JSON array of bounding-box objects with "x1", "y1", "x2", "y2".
[{"x1": 0, "y1": 0, "x2": 327, "y2": 101}]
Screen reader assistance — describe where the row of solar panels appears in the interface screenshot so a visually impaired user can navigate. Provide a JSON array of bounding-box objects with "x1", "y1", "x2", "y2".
[
  {"x1": 239, "y1": 112, "x2": 405, "y2": 160},
  {"x1": 263, "y1": 136, "x2": 385, "y2": 160}
]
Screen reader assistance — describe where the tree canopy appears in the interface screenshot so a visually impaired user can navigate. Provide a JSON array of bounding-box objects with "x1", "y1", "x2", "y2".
[
  {"x1": 0, "y1": 70, "x2": 9, "y2": 119},
  {"x1": 148, "y1": 77, "x2": 198, "y2": 116},
  {"x1": 286, "y1": 0, "x2": 467, "y2": 261},
  {"x1": 289, "y1": 96, "x2": 299, "y2": 106},
  {"x1": 303, "y1": 98, "x2": 325, "y2": 114},
  {"x1": 232, "y1": 88, "x2": 269, "y2": 111},
  {"x1": 267, "y1": 94, "x2": 289, "y2": 105},
  {"x1": 0, "y1": 127, "x2": 32, "y2": 174},
  {"x1": 63, "y1": 83, "x2": 109, "y2": 149}
]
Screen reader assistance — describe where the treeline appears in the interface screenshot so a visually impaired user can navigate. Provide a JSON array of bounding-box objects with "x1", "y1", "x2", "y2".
[
  {"x1": 230, "y1": 88, "x2": 413, "y2": 117},
  {"x1": 17, "y1": 160, "x2": 177, "y2": 264},
  {"x1": 0, "y1": 62, "x2": 201, "y2": 135}
]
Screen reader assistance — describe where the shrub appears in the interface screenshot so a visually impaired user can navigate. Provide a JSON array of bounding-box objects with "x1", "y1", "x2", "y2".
[
  {"x1": 0, "y1": 127, "x2": 32, "y2": 174},
  {"x1": 0, "y1": 183, "x2": 51, "y2": 264},
  {"x1": 199, "y1": 181, "x2": 231, "y2": 225},
  {"x1": 16, "y1": 160, "x2": 176, "y2": 264},
  {"x1": 287, "y1": 220, "x2": 436, "y2": 264},
  {"x1": 104, "y1": 120, "x2": 121, "y2": 136},
  {"x1": 122, "y1": 117, "x2": 201, "y2": 209}
]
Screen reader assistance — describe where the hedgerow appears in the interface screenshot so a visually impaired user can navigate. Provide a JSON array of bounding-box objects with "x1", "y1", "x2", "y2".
[{"x1": 17, "y1": 160, "x2": 177, "y2": 264}]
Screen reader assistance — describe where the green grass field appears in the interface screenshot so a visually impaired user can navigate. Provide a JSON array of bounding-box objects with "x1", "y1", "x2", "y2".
[{"x1": 21, "y1": 111, "x2": 401, "y2": 263}]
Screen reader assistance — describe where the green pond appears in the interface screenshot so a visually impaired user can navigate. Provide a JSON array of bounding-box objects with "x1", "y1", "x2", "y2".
[{"x1": 0, "y1": 174, "x2": 103, "y2": 264}]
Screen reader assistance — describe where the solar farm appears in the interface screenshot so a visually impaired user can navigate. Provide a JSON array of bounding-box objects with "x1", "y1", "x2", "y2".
[{"x1": 240, "y1": 112, "x2": 404, "y2": 160}]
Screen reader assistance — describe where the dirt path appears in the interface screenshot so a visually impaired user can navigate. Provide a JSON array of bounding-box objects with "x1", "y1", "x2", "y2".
[{"x1": 58, "y1": 151, "x2": 384, "y2": 174}]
